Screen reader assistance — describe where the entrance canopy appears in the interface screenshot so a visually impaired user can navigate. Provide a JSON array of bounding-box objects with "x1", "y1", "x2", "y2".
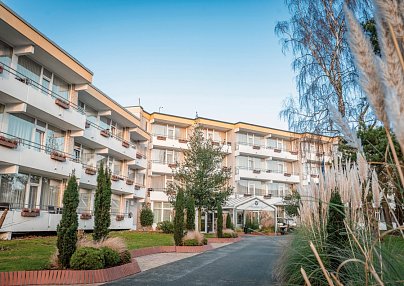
[{"x1": 223, "y1": 196, "x2": 276, "y2": 212}]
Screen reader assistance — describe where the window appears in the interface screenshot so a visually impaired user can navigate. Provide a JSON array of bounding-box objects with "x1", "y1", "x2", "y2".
[
  {"x1": 40, "y1": 177, "x2": 61, "y2": 209},
  {"x1": 46, "y1": 125, "x2": 65, "y2": 152},
  {"x1": 153, "y1": 201, "x2": 173, "y2": 223},
  {"x1": 17, "y1": 56, "x2": 41, "y2": 85},
  {"x1": 153, "y1": 124, "x2": 166, "y2": 136},
  {"x1": 111, "y1": 198, "x2": 120, "y2": 214},
  {"x1": 0, "y1": 40, "x2": 12, "y2": 66},
  {"x1": 52, "y1": 75, "x2": 69, "y2": 100},
  {"x1": 237, "y1": 133, "x2": 247, "y2": 145},
  {"x1": 0, "y1": 173, "x2": 28, "y2": 208},
  {"x1": 8, "y1": 113, "x2": 35, "y2": 141},
  {"x1": 78, "y1": 192, "x2": 91, "y2": 213},
  {"x1": 41, "y1": 68, "x2": 52, "y2": 95}
]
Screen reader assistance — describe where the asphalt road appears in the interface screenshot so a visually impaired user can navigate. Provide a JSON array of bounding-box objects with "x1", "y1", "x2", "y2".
[{"x1": 107, "y1": 236, "x2": 286, "y2": 286}]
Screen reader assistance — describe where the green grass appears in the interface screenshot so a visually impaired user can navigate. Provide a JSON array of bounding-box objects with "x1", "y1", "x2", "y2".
[{"x1": 0, "y1": 231, "x2": 174, "y2": 272}]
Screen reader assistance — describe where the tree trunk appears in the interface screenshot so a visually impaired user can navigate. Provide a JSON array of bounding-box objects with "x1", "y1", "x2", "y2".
[{"x1": 197, "y1": 207, "x2": 202, "y2": 231}]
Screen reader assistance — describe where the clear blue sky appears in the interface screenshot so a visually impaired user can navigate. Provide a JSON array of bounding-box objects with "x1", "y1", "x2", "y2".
[{"x1": 3, "y1": 0, "x2": 296, "y2": 129}]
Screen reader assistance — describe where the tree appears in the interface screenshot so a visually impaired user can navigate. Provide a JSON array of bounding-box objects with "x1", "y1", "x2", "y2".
[
  {"x1": 185, "y1": 195, "x2": 195, "y2": 231},
  {"x1": 173, "y1": 189, "x2": 185, "y2": 246},
  {"x1": 217, "y1": 203, "x2": 223, "y2": 238},
  {"x1": 93, "y1": 163, "x2": 112, "y2": 242},
  {"x1": 168, "y1": 124, "x2": 233, "y2": 231},
  {"x1": 284, "y1": 189, "x2": 301, "y2": 218},
  {"x1": 276, "y1": 0, "x2": 372, "y2": 133},
  {"x1": 326, "y1": 191, "x2": 348, "y2": 270},
  {"x1": 140, "y1": 207, "x2": 154, "y2": 229},
  {"x1": 57, "y1": 173, "x2": 79, "y2": 268},
  {"x1": 226, "y1": 213, "x2": 233, "y2": 229}
]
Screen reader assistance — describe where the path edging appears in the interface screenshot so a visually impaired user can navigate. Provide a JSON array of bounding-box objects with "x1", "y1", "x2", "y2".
[{"x1": 130, "y1": 244, "x2": 213, "y2": 258}]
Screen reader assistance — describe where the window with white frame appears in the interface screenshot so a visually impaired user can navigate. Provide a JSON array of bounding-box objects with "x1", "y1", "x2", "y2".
[
  {"x1": 153, "y1": 201, "x2": 172, "y2": 223},
  {"x1": 78, "y1": 192, "x2": 91, "y2": 213}
]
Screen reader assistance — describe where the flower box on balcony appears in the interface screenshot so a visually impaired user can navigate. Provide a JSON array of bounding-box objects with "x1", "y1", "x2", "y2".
[
  {"x1": 212, "y1": 141, "x2": 220, "y2": 146},
  {"x1": 227, "y1": 142, "x2": 232, "y2": 146},
  {"x1": 100, "y1": 129, "x2": 110, "y2": 138},
  {"x1": 222, "y1": 166, "x2": 230, "y2": 172},
  {"x1": 284, "y1": 173, "x2": 292, "y2": 177},
  {"x1": 264, "y1": 194, "x2": 272, "y2": 199},
  {"x1": 136, "y1": 153, "x2": 143, "y2": 159},
  {"x1": 253, "y1": 169, "x2": 261, "y2": 174},
  {"x1": 178, "y1": 138, "x2": 188, "y2": 143},
  {"x1": 122, "y1": 140, "x2": 130, "y2": 148},
  {"x1": 111, "y1": 175, "x2": 120, "y2": 181},
  {"x1": 80, "y1": 213, "x2": 92, "y2": 220},
  {"x1": 311, "y1": 174, "x2": 319, "y2": 178},
  {"x1": 168, "y1": 163, "x2": 177, "y2": 168},
  {"x1": 116, "y1": 214, "x2": 125, "y2": 221},
  {"x1": 134, "y1": 184, "x2": 142, "y2": 190},
  {"x1": 274, "y1": 148, "x2": 282, "y2": 153},
  {"x1": 85, "y1": 167, "x2": 97, "y2": 175},
  {"x1": 126, "y1": 179, "x2": 134, "y2": 185},
  {"x1": 290, "y1": 150, "x2": 298, "y2": 155},
  {"x1": 55, "y1": 98, "x2": 70, "y2": 109},
  {"x1": 21, "y1": 208, "x2": 40, "y2": 217},
  {"x1": 252, "y1": 145, "x2": 261, "y2": 150},
  {"x1": 0, "y1": 136, "x2": 18, "y2": 149},
  {"x1": 50, "y1": 151, "x2": 66, "y2": 162},
  {"x1": 244, "y1": 193, "x2": 252, "y2": 197},
  {"x1": 266, "y1": 170, "x2": 272, "y2": 173},
  {"x1": 85, "y1": 121, "x2": 91, "y2": 128},
  {"x1": 157, "y1": 136, "x2": 166, "y2": 141}
]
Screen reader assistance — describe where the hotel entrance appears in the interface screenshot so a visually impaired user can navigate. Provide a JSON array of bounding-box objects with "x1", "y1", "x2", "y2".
[{"x1": 201, "y1": 211, "x2": 215, "y2": 233}]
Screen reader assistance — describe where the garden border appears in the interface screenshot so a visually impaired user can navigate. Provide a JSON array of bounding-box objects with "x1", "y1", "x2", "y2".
[{"x1": 130, "y1": 244, "x2": 213, "y2": 257}]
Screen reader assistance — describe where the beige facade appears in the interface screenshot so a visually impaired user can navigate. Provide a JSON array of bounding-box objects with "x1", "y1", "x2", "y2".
[{"x1": 0, "y1": 3, "x2": 337, "y2": 236}]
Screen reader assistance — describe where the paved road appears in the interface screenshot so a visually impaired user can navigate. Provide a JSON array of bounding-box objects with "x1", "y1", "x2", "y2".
[{"x1": 107, "y1": 236, "x2": 286, "y2": 286}]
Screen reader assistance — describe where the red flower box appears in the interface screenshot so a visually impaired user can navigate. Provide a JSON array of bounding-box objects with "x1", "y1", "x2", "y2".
[
  {"x1": 122, "y1": 140, "x2": 130, "y2": 148},
  {"x1": 21, "y1": 208, "x2": 40, "y2": 217},
  {"x1": 253, "y1": 169, "x2": 261, "y2": 174},
  {"x1": 50, "y1": 151, "x2": 66, "y2": 162},
  {"x1": 311, "y1": 174, "x2": 319, "y2": 178},
  {"x1": 116, "y1": 214, "x2": 125, "y2": 221},
  {"x1": 252, "y1": 145, "x2": 261, "y2": 150},
  {"x1": 100, "y1": 129, "x2": 110, "y2": 138},
  {"x1": 126, "y1": 179, "x2": 134, "y2": 185},
  {"x1": 244, "y1": 193, "x2": 252, "y2": 197},
  {"x1": 0, "y1": 136, "x2": 18, "y2": 149},
  {"x1": 274, "y1": 148, "x2": 282, "y2": 153},
  {"x1": 168, "y1": 163, "x2": 177, "y2": 168},
  {"x1": 264, "y1": 194, "x2": 272, "y2": 199},
  {"x1": 80, "y1": 213, "x2": 92, "y2": 220},
  {"x1": 136, "y1": 153, "x2": 143, "y2": 159},
  {"x1": 284, "y1": 173, "x2": 292, "y2": 177},
  {"x1": 212, "y1": 141, "x2": 220, "y2": 146},
  {"x1": 111, "y1": 174, "x2": 120, "y2": 181},
  {"x1": 135, "y1": 184, "x2": 142, "y2": 190},
  {"x1": 157, "y1": 136, "x2": 166, "y2": 141},
  {"x1": 85, "y1": 167, "x2": 97, "y2": 175},
  {"x1": 290, "y1": 151, "x2": 298, "y2": 155},
  {"x1": 55, "y1": 98, "x2": 70, "y2": 109},
  {"x1": 178, "y1": 139, "x2": 188, "y2": 143}
]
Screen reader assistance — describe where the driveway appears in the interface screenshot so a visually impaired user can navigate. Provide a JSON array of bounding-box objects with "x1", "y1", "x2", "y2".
[{"x1": 107, "y1": 235, "x2": 287, "y2": 286}]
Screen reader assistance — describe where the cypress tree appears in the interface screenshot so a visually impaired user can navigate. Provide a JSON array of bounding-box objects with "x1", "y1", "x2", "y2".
[
  {"x1": 217, "y1": 204, "x2": 223, "y2": 238},
  {"x1": 93, "y1": 163, "x2": 112, "y2": 241},
  {"x1": 185, "y1": 196, "x2": 195, "y2": 230},
  {"x1": 173, "y1": 189, "x2": 185, "y2": 246},
  {"x1": 326, "y1": 190, "x2": 347, "y2": 270},
  {"x1": 57, "y1": 173, "x2": 79, "y2": 268},
  {"x1": 226, "y1": 213, "x2": 233, "y2": 229}
]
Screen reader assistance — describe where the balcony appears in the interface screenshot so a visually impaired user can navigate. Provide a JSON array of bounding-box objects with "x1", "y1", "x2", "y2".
[
  {"x1": 235, "y1": 167, "x2": 300, "y2": 184},
  {"x1": 235, "y1": 143, "x2": 298, "y2": 161},
  {"x1": 151, "y1": 134, "x2": 232, "y2": 154},
  {"x1": 110, "y1": 174, "x2": 135, "y2": 195},
  {"x1": 305, "y1": 152, "x2": 332, "y2": 164},
  {"x1": 127, "y1": 152, "x2": 147, "y2": 169},
  {"x1": 133, "y1": 185, "x2": 147, "y2": 199},
  {"x1": 78, "y1": 122, "x2": 136, "y2": 161},
  {"x1": 0, "y1": 132, "x2": 81, "y2": 178},
  {"x1": 0, "y1": 64, "x2": 85, "y2": 130},
  {"x1": 150, "y1": 160, "x2": 175, "y2": 175}
]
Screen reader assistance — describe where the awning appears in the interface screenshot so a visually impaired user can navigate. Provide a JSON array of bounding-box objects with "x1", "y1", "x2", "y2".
[{"x1": 223, "y1": 196, "x2": 276, "y2": 211}]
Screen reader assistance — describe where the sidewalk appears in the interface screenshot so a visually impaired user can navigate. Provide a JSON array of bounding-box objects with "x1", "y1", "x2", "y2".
[{"x1": 136, "y1": 242, "x2": 233, "y2": 271}]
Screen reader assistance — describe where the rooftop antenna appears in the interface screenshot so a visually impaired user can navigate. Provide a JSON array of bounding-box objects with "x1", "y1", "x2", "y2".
[
  {"x1": 159, "y1": 106, "x2": 163, "y2": 113},
  {"x1": 195, "y1": 110, "x2": 198, "y2": 118},
  {"x1": 138, "y1": 98, "x2": 141, "y2": 107}
]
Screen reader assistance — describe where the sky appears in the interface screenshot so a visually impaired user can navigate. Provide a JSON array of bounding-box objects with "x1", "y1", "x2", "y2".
[{"x1": 2, "y1": 0, "x2": 296, "y2": 129}]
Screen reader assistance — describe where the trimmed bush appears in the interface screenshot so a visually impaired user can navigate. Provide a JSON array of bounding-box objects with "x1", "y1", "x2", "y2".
[
  {"x1": 203, "y1": 238, "x2": 208, "y2": 245},
  {"x1": 226, "y1": 213, "x2": 233, "y2": 229},
  {"x1": 185, "y1": 196, "x2": 196, "y2": 230},
  {"x1": 140, "y1": 207, "x2": 154, "y2": 228},
  {"x1": 183, "y1": 239, "x2": 199, "y2": 246},
  {"x1": 70, "y1": 247, "x2": 104, "y2": 270},
  {"x1": 157, "y1": 220, "x2": 174, "y2": 234},
  {"x1": 101, "y1": 247, "x2": 120, "y2": 268},
  {"x1": 223, "y1": 232, "x2": 233, "y2": 238},
  {"x1": 217, "y1": 204, "x2": 223, "y2": 238},
  {"x1": 173, "y1": 189, "x2": 185, "y2": 246},
  {"x1": 120, "y1": 250, "x2": 132, "y2": 264}
]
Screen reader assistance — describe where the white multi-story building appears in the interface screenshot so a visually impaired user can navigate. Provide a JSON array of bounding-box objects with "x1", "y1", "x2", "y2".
[{"x1": 0, "y1": 3, "x2": 337, "y2": 238}]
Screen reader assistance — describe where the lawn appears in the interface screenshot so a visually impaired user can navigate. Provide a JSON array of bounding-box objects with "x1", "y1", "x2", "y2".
[{"x1": 0, "y1": 231, "x2": 174, "y2": 272}]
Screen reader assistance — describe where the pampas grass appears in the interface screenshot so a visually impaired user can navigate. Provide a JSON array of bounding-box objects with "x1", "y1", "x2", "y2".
[
  {"x1": 77, "y1": 236, "x2": 128, "y2": 254},
  {"x1": 183, "y1": 231, "x2": 205, "y2": 245}
]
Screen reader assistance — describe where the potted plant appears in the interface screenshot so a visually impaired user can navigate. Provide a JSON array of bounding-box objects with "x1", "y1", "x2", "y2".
[
  {"x1": 0, "y1": 136, "x2": 18, "y2": 149},
  {"x1": 85, "y1": 167, "x2": 97, "y2": 175},
  {"x1": 116, "y1": 214, "x2": 125, "y2": 221},
  {"x1": 80, "y1": 212, "x2": 92, "y2": 220},
  {"x1": 55, "y1": 98, "x2": 70, "y2": 109},
  {"x1": 50, "y1": 150, "x2": 67, "y2": 162}
]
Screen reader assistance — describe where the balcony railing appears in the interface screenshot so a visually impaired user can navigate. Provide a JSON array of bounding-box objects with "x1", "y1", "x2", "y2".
[
  {"x1": 235, "y1": 142, "x2": 297, "y2": 154},
  {"x1": 0, "y1": 131, "x2": 79, "y2": 163},
  {"x1": 235, "y1": 166, "x2": 299, "y2": 176},
  {"x1": 0, "y1": 63, "x2": 85, "y2": 114}
]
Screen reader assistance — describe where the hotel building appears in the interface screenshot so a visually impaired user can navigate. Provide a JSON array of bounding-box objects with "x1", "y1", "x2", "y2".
[{"x1": 0, "y1": 3, "x2": 337, "y2": 238}]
